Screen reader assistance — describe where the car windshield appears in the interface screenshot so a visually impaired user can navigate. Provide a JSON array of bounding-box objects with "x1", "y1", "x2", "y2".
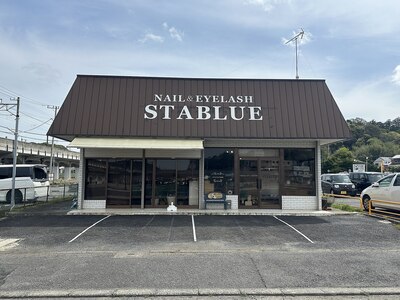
[
  {"x1": 367, "y1": 174, "x2": 384, "y2": 182},
  {"x1": 331, "y1": 175, "x2": 352, "y2": 183}
]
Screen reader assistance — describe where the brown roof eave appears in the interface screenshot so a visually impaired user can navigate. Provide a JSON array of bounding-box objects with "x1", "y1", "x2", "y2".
[{"x1": 48, "y1": 76, "x2": 351, "y2": 141}]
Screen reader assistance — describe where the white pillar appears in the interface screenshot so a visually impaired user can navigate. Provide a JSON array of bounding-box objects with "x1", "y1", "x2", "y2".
[
  {"x1": 53, "y1": 162, "x2": 60, "y2": 180},
  {"x1": 78, "y1": 149, "x2": 84, "y2": 210},
  {"x1": 64, "y1": 166, "x2": 72, "y2": 180}
]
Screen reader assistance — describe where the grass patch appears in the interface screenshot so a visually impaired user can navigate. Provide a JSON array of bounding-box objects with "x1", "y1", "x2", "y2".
[
  {"x1": 19, "y1": 196, "x2": 74, "y2": 208},
  {"x1": 395, "y1": 224, "x2": 400, "y2": 230},
  {"x1": 0, "y1": 196, "x2": 74, "y2": 215},
  {"x1": 332, "y1": 203, "x2": 362, "y2": 212}
]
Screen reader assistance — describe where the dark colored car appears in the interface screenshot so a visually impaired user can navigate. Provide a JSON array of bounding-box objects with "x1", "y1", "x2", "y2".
[
  {"x1": 349, "y1": 172, "x2": 385, "y2": 194},
  {"x1": 321, "y1": 173, "x2": 357, "y2": 197}
]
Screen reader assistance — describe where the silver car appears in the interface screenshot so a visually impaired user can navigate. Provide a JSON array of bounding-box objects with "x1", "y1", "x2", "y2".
[{"x1": 360, "y1": 173, "x2": 400, "y2": 211}]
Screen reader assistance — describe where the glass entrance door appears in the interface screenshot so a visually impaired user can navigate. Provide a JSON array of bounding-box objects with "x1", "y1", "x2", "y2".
[
  {"x1": 239, "y1": 158, "x2": 281, "y2": 209},
  {"x1": 107, "y1": 159, "x2": 131, "y2": 207},
  {"x1": 106, "y1": 159, "x2": 143, "y2": 207},
  {"x1": 239, "y1": 159, "x2": 259, "y2": 207},
  {"x1": 259, "y1": 159, "x2": 280, "y2": 208},
  {"x1": 155, "y1": 160, "x2": 177, "y2": 207}
]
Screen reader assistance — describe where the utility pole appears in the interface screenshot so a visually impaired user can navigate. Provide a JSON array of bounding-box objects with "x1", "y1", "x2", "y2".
[
  {"x1": 0, "y1": 97, "x2": 20, "y2": 209},
  {"x1": 47, "y1": 105, "x2": 59, "y2": 182}
]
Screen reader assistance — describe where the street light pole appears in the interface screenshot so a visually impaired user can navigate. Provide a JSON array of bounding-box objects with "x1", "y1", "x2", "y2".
[{"x1": 366, "y1": 157, "x2": 368, "y2": 172}]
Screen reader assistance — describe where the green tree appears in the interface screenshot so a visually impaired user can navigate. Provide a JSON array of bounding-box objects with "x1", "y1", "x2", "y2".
[
  {"x1": 323, "y1": 117, "x2": 400, "y2": 173},
  {"x1": 322, "y1": 147, "x2": 354, "y2": 173}
]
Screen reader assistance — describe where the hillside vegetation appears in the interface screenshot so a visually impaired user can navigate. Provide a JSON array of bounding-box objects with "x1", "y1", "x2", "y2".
[{"x1": 321, "y1": 117, "x2": 400, "y2": 173}]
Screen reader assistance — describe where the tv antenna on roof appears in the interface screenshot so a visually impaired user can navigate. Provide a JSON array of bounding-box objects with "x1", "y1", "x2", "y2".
[{"x1": 285, "y1": 28, "x2": 304, "y2": 79}]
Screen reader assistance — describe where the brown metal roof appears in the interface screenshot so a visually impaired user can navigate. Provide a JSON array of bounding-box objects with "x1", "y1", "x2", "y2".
[{"x1": 48, "y1": 75, "x2": 351, "y2": 141}]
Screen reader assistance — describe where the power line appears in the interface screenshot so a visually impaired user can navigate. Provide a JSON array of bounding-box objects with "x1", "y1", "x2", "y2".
[
  {"x1": 18, "y1": 135, "x2": 48, "y2": 142},
  {"x1": 0, "y1": 130, "x2": 12, "y2": 135},
  {"x1": 0, "y1": 87, "x2": 57, "y2": 135},
  {"x1": 0, "y1": 84, "x2": 48, "y2": 106},
  {"x1": 0, "y1": 131, "x2": 47, "y2": 142},
  {"x1": 2, "y1": 109, "x2": 53, "y2": 140},
  {"x1": 0, "y1": 87, "x2": 18, "y2": 98},
  {"x1": 20, "y1": 131, "x2": 48, "y2": 136},
  {"x1": 21, "y1": 118, "x2": 53, "y2": 132},
  {"x1": 19, "y1": 111, "x2": 50, "y2": 123}
]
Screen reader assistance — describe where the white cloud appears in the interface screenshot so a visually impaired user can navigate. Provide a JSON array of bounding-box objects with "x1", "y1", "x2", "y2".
[
  {"x1": 163, "y1": 22, "x2": 184, "y2": 42},
  {"x1": 332, "y1": 77, "x2": 400, "y2": 121},
  {"x1": 138, "y1": 33, "x2": 164, "y2": 43},
  {"x1": 168, "y1": 27, "x2": 184, "y2": 42},
  {"x1": 391, "y1": 65, "x2": 400, "y2": 86},
  {"x1": 244, "y1": 0, "x2": 277, "y2": 12}
]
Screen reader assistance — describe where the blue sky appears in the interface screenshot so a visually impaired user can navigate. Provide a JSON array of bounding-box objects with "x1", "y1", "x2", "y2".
[{"x1": 0, "y1": 0, "x2": 399, "y2": 145}]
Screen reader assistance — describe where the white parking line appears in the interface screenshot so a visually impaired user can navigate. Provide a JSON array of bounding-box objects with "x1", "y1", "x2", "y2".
[
  {"x1": 273, "y1": 216, "x2": 314, "y2": 244},
  {"x1": 191, "y1": 215, "x2": 197, "y2": 242},
  {"x1": 0, "y1": 238, "x2": 20, "y2": 251},
  {"x1": 68, "y1": 215, "x2": 111, "y2": 243}
]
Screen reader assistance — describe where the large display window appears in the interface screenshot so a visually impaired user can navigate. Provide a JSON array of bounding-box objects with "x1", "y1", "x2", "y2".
[
  {"x1": 283, "y1": 149, "x2": 316, "y2": 196},
  {"x1": 204, "y1": 148, "x2": 235, "y2": 195},
  {"x1": 85, "y1": 158, "x2": 143, "y2": 206},
  {"x1": 85, "y1": 158, "x2": 199, "y2": 208},
  {"x1": 85, "y1": 159, "x2": 107, "y2": 200}
]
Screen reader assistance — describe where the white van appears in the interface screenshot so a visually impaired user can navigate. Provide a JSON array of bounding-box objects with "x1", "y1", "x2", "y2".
[{"x1": 0, "y1": 164, "x2": 50, "y2": 204}]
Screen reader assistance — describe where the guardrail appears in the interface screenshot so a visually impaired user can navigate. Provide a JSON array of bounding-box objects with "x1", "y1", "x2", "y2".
[
  {"x1": 320, "y1": 193, "x2": 399, "y2": 222},
  {"x1": 368, "y1": 199, "x2": 400, "y2": 222}
]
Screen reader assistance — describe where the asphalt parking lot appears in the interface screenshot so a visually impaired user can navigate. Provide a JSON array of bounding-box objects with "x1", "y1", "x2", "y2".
[
  {"x1": 0, "y1": 213, "x2": 399, "y2": 298},
  {"x1": 1, "y1": 213, "x2": 398, "y2": 249}
]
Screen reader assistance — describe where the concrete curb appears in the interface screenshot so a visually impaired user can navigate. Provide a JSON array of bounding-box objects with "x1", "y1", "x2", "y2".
[
  {"x1": 0, "y1": 287, "x2": 399, "y2": 298},
  {"x1": 66, "y1": 208, "x2": 357, "y2": 217},
  {"x1": 1, "y1": 207, "x2": 358, "y2": 217},
  {"x1": 3, "y1": 200, "x2": 360, "y2": 217}
]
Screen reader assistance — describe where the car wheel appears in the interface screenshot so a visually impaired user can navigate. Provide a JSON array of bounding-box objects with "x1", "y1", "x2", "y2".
[
  {"x1": 362, "y1": 195, "x2": 374, "y2": 211},
  {"x1": 6, "y1": 189, "x2": 23, "y2": 204}
]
